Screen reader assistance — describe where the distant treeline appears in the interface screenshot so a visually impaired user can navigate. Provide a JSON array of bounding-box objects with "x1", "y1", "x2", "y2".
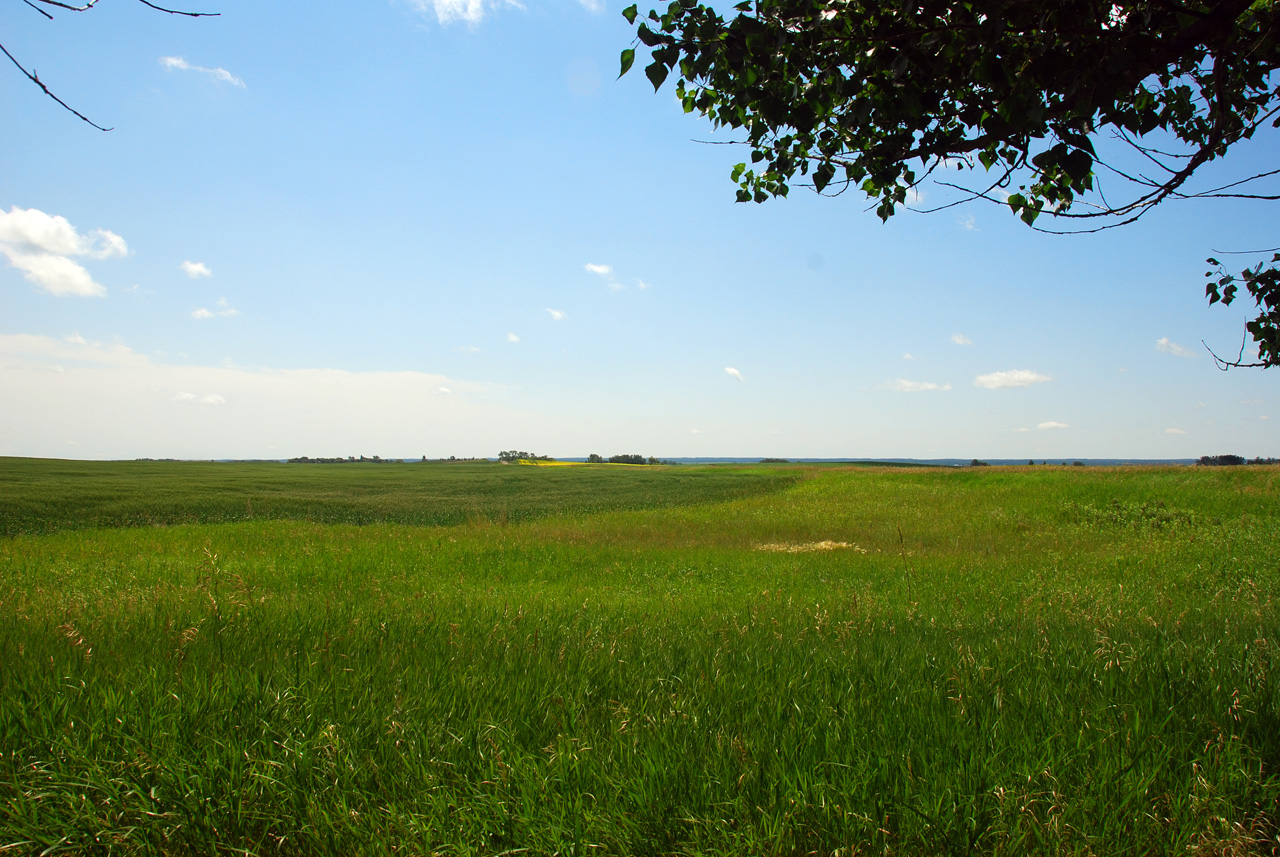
[
  {"x1": 498, "y1": 451, "x2": 555, "y2": 462},
  {"x1": 1198, "y1": 455, "x2": 1279, "y2": 466},
  {"x1": 288, "y1": 455, "x2": 404, "y2": 464},
  {"x1": 587, "y1": 454, "x2": 680, "y2": 465}
]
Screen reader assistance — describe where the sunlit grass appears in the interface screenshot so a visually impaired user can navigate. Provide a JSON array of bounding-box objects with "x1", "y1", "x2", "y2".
[{"x1": 0, "y1": 462, "x2": 1277, "y2": 854}]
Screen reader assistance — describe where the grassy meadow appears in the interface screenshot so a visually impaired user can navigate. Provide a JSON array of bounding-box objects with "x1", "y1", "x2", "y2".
[{"x1": 1, "y1": 459, "x2": 1278, "y2": 855}]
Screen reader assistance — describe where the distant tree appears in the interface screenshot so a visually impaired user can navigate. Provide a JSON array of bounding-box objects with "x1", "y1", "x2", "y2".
[
  {"x1": 760, "y1": 458, "x2": 790, "y2": 463},
  {"x1": 1072, "y1": 461, "x2": 1085, "y2": 467},
  {"x1": 1028, "y1": 460, "x2": 1036, "y2": 466},
  {"x1": 499, "y1": 450, "x2": 553, "y2": 462},
  {"x1": 608, "y1": 454, "x2": 648, "y2": 465},
  {"x1": 970, "y1": 459, "x2": 990, "y2": 467},
  {"x1": 1198, "y1": 454, "x2": 1247, "y2": 466},
  {"x1": 587, "y1": 453, "x2": 604, "y2": 463}
]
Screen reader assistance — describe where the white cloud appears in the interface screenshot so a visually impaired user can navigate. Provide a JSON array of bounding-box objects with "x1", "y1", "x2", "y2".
[
  {"x1": 1155, "y1": 337, "x2": 1196, "y2": 358},
  {"x1": 690, "y1": 428, "x2": 702, "y2": 434},
  {"x1": 0, "y1": 333, "x2": 511, "y2": 459},
  {"x1": 438, "y1": 387, "x2": 452, "y2": 394},
  {"x1": 160, "y1": 56, "x2": 244, "y2": 87},
  {"x1": 607, "y1": 281, "x2": 624, "y2": 292},
  {"x1": 545, "y1": 309, "x2": 566, "y2": 321},
  {"x1": 1165, "y1": 428, "x2": 1187, "y2": 435},
  {"x1": 1014, "y1": 427, "x2": 1031, "y2": 433},
  {"x1": 957, "y1": 213, "x2": 978, "y2": 231},
  {"x1": 172, "y1": 392, "x2": 225, "y2": 406},
  {"x1": 0, "y1": 248, "x2": 103, "y2": 297},
  {"x1": 459, "y1": 345, "x2": 481, "y2": 353},
  {"x1": 192, "y1": 299, "x2": 238, "y2": 320},
  {"x1": 902, "y1": 352, "x2": 916, "y2": 360},
  {"x1": 408, "y1": 0, "x2": 503, "y2": 24},
  {"x1": 584, "y1": 263, "x2": 613, "y2": 276},
  {"x1": 951, "y1": 333, "x2": 973, "y2": 346},
  {"x1": 636, "y1": 279, "x2": 649, "y2": 290},
  {"x1": 181, "y1": 260, "x2": 213, "y2": 278},
  {"x1": 507, "y1": 333, "x2": 520, "y2": 343},
  {"x1": 1037, "y1": 421, "x2": 1069, "y2": 430},
  {"x1": 725, "y1": 367, "x2": 744, "y2": 382},
  {"x1": 0, "y1": 206, "x2": 126, "y2": 297},
  {"x1": 879, "y1": 379, "x2": 951, "y2": 392},
  {"x1": 974, "y1": 370, "x2": 1052, "y2": 389}
]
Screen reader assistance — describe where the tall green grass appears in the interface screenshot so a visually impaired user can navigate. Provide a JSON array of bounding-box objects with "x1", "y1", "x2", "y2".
[
  {"x1": 0, "y1": 458, "x2": 801, "y2": 537},
  {"x1": 1, "y1": 462, "x2": 1277, "y2": 854}
]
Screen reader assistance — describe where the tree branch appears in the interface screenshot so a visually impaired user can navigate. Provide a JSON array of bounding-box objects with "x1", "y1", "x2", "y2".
[{"x1": 0, "y1": 39, "x2": 111, "y2": 131}]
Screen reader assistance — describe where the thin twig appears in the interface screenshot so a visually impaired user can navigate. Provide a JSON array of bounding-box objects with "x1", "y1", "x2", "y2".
[
  {"x1": 21, "y1": 0, "x2": 56, "y2": 20},
  {"x1": 0, "y1": 40, "x2": 111, "y2": 131}
]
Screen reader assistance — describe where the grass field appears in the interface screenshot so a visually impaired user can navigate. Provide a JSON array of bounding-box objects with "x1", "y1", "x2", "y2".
[{"x1": 1, "y1": 459, "x2": 1278, "y2": 855}]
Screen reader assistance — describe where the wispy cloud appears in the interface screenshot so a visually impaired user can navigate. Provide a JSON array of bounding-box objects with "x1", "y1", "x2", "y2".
[
  {"x1": 545, "y1": 308, "x2": 566, "y2": 321},
  {"x1": 690, "y1": 428, "x2": 703, "y2": 434},
  {"x1": 957, "y1": 213, "x2": 978, "y2": 231},
  {"x1": 0, "y1": 332, "x2": 509, "y2": 458},
  {"x1": 0, "y1": 206, "x2": 126, "y2": 297},
  {"x1": 172, "y1": 392, "x2": 226, "y2": 406},
  {"x1": 1165, "y1": 428, "x2": 1187, "y2": 435},
  {"x1": 951, "y1": 333, "x2": 973, "y2": 346},
  {"x1": 635, "y1": 278, "x2": 649, "y2": 290},
  {"x1": 191, "y1": 298, "x2": 239, "y2": 320},
  {"x1": 160, "y1": 56, "x2": 245, "y2": 87},
  {"x1": 903, "y1": 352, "x2": 916, "y2": 361},
  {"x1": 407, "y1": 0, "x2": 517, "y2": 25},
  {"x1": 1156, "y1": 337, "x2": 1196, "y2": 358},
  {"x1": 507, "y1": 333, "x2": 520, "y2": 343},
  {"x1": 1037, "y1": 421, "x2": 1069, "y2": 430},
  {"x1": 879, "y1": 379, "x2": 951, "y2": 392},
  {"x1": 458, "y1": 345, "x2": 480, "y2": 353},
  {"x1": 725, "y1": 367, "x2": 744, "y2": 382},
  {"x1": 974, "y1": 370, "x2": 1052, "y2": 389},
  {"x1": 584, "y1": 262, "x2": 626, "y2": 291},
  {"x1": 438, "y1": 387, "x2": 452, "y2": 395},
  {"x1": 181, "y1": 260, "x2": 212, "y2": 278}
]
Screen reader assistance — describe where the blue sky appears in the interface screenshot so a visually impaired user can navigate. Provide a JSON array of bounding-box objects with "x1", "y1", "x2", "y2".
[{"x1": 0, "y1": 0, "x2": 1275, "y2": 460}]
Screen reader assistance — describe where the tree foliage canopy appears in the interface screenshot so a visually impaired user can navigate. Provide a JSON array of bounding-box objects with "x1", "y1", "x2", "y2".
[{"x1": 621, "y1": 0, "x2": 1280, "y2": 366}]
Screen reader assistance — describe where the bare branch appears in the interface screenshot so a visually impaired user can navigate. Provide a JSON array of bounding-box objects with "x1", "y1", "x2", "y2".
[
  {"x1": 30, "y1": 0, "x2": 218, "y2": 15},
  {"x1": 1209, "y1": 245, "x2": 1280, "y2": 255},
  {"x1": 21, "y1": 0, "x2": 56, "y2": 20},
  {"x1": 134, "y1": 0, "x2": 219, "y2": 18},
  {"x1": 1204, "y1": 337, "x2": 1267, "y2": 370},
  {"x1": 0, "y1": 40, "x2": 111, "y2": 131}
]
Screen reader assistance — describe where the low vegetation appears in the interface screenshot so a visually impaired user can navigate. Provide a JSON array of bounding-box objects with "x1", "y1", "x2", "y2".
[{"x1": 1, "y1": 461, "x2": 1277, "y2": 854}]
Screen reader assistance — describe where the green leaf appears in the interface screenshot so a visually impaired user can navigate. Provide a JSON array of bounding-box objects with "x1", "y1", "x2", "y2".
[
  {"x1": 645, "y1": 61, "x2": 669, "y2": 91},
  {"x1": 619, "y1": 48, "x2": 636, "y2": 78},
  {"x1": 622, "y1": 3, "x2": 638, "y2": 23},
  {"x1": 813, "y1": 162, "x2": 835, "y2": 192}
]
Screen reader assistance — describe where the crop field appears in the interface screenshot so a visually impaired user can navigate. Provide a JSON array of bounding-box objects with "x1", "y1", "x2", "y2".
[{"x1": 1, "y1": 459, "x2": 1278, "y2": 855}]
